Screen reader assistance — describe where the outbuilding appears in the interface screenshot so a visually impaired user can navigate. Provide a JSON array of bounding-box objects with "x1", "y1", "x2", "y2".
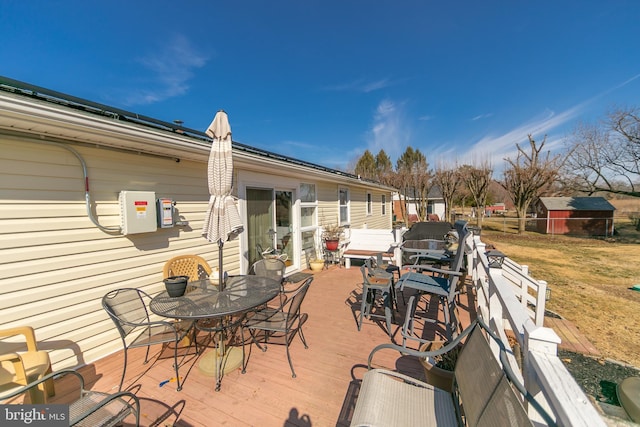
[{"x1": 534, "y1": 197, "x2": 615, "y2": 236}]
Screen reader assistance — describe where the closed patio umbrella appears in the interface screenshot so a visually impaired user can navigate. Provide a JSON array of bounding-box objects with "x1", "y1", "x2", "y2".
[{"x1": 202, "y1": 110, "x2": 244, "y2": 289}]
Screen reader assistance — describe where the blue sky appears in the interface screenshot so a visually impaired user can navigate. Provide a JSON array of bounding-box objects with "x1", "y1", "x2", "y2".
[{"x1": 2, "y1": 1, "x2": 640, "y2": 173}]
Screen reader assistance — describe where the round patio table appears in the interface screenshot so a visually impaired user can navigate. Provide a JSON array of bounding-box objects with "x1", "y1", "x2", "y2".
[{"x1": 149, "y1": 275, "x2": 280, "y2": 390}]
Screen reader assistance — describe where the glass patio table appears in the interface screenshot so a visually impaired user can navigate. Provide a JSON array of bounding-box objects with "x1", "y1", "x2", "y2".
[{"x1": 149, "y1": 275, "x2": 280, "y2": 390}]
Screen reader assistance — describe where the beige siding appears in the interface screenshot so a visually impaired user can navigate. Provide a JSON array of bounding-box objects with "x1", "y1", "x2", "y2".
[
  {"x1": 1, "y1": 116, "x2": 393, "y2": 373},
  {"x1": 0, "y1": 137, "x2": 239, "y2": 369}
]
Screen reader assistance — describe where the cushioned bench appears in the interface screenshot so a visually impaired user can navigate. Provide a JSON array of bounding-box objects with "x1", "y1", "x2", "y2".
[
  {"x1": 350, "y1": 319, "x2": 553, "y2": 427},
  {"x1": 342, "y1": 228, "x2": 399, "y2": 269}
]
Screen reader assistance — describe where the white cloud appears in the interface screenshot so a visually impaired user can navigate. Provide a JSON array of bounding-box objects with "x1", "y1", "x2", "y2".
[
  {"x1": 122, "y1": 34, "x2": 209, "y2": 106},
  {"x1": 323, "y1": 78, "x2": 393, "y2": 93},
  {"x1": 471, "y1": 113, "x2": 493, "y2": 121},
  {"x1": 366, "y1": 99, "x2": 410, "y2": 160},
  {"x1": 460, "y1": 104, "x2": 584, "y2": 171}
]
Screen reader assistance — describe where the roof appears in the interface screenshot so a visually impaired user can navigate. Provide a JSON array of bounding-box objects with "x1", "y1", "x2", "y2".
[
  {"x1": 538, "y1": 197, "x2": 616, "y2": 211},
  {"x1": 0, "y1": 75, "x2": 395, "y2": 192}
]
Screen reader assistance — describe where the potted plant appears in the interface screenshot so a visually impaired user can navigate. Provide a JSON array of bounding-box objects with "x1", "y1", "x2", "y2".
[
  {"x1": 418, "y1": 340, "x2": 462, "y2": 392},
  {"x1": 163, "y1": 275, "x2": 189, "y2": 297},
  {"x1": 322, "y1": 223, "x2": 343, "y2": 251},
  {"x1": 309, "y1": 258, "x2": 325, "y2": 272}
]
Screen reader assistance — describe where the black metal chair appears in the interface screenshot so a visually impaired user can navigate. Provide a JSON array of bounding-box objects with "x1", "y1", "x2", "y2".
[
  {"x1": 1, "y1": 369, "x2": 140, "y2": 426},
  {"x1": 242, "y1": 277, "x2": 313, "y2": 378},
  {"x1": 358, "y1": 263, "x2": 394, "y2": 338},
  {"x1": 101, "y1": 288, "x2": 196, "y2": 391}
]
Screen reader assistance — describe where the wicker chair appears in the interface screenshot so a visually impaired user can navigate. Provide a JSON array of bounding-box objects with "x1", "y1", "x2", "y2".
[
  {"x1": 163, "y1": 255, "x2": 212, "y2": 281},
  {"x1": 1, "y1": 369, "x2": 140, "y2": 426},
  {"x1": 0, "y1": 326, "x2": 55, "y2": 403}
]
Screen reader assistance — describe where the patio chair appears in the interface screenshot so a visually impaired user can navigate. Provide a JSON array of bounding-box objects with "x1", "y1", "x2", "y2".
[
  {"x1": 102, "y1": 288, "x2": 196, "y2": 391},
  {"x1": 352, "y1": 317, "x2": 555, "y2": 427},
  {"x1": 0, "y1": 326, "x2": 55, "y2": 404},
  {"x1": 242, "y1": 277, "x2": 313, "y2": 378},
  {"x1": 358, "y1": 263, "x2": 393, "y2": 338},
  {"x1": 249, "y1": 258, "x2": 286, "y2": 285},
  {"x1": 1, "y1": 369, "x2": 140, "y2": 426},
  {"x1": 397, "y1": 228, "x2": 471, "y2": 339},
  {"x1": 163, "y1": 254, "x2": 212, "y2": 281},
  {"x1": 405, "y1": 220, "x2": 469, "y2": 268}
]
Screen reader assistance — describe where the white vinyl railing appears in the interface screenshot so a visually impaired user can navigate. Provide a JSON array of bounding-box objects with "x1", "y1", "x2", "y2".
[{"x1": 469, "y1": 236, "x2": 606, "y2": 426}]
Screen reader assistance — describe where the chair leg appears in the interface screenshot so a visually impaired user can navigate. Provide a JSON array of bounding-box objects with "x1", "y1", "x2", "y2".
[
  {"x1": 173, "y1": 338, "x2": 182, "y2": 391},
  {"x1": 44, "y1": 365, "x2": 55, "y2": 398},
  {"x1": 119, "y1": 347, "x2": 128, "y2": 392},
  {"x1": 297, "y1": 326, "x2": 309, "y2": 349},
  {"x1": 384, "y1": 291, "x2": 393, "y2": 338},
  {"x1": 285, "y1": 342, "x2": 296, "y2": 378},
  {"x1": 358, "y1": 285, "x2": 369, "y2": 331}
]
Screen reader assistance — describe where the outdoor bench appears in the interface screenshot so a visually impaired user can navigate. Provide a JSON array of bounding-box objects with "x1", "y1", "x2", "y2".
[
  {"x1": 350, "y1": 318, "x2": 554, "y2": 427},
  {"x1": 342, "y1": 228, "x2": 400, "y2": 269}
]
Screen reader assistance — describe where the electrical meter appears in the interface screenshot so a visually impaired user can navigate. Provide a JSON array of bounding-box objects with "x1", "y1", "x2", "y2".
[{"x1": 157, "y1": 198, "x2": 175, "y2": 228}]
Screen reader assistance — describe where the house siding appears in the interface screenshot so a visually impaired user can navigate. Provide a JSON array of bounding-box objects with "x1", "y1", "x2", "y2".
[
  {"x1": 0, "y1": 85, "x2": 396, "y2": 374},
  {"x1": 0, "y1": 137, "x2": 229, "y2": 369}
]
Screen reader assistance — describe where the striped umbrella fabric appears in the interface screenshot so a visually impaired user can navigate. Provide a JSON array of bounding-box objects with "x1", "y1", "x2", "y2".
[{"x1": 202, "y1": 110, "x2": 244, "y2": 287}]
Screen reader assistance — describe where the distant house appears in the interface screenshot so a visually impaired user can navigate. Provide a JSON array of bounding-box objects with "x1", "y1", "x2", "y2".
[
  {"x1": 392, "y1": 187, "x2": 445, "y2": 224},
  {"x1": 485, "y1": 203, "x2": 506, "y2": 215},
  {"x1": 534, "y1": 197, "x2": 616, "y2": 236}
]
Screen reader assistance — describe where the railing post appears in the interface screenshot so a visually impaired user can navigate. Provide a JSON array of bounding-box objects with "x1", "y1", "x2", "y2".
[
  {"x1": 524, "y1": 321, "x2": 560, "y2": 424},
  {"x1": 535, "y1": 280, "x2": 547, "y2": 326}
]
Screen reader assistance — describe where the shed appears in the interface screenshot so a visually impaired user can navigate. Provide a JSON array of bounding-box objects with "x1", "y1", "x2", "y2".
[{"x1": 535, "y1": 197, "x2": 616, "y2": 236}]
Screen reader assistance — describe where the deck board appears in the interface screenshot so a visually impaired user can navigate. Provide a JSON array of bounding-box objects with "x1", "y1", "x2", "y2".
[{"x1": 7, "y1": 265, "x2": 599, "y2": 426}]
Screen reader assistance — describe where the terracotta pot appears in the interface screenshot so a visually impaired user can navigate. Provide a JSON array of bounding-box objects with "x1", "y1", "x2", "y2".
[
  {"x1": 325, "y1": 239, "x2": 339, "y2": 251},
  {"x1": 418, "y1": 340, "x2": 455, "y2": 392},
  {"x1": 163, "y1": 275, "x2": 189, "y2": 297}
]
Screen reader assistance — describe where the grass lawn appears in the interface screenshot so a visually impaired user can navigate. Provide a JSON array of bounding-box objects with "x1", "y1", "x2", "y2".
[{"x1": 478, "y1": 215, "x2": 640, "y2": 369}]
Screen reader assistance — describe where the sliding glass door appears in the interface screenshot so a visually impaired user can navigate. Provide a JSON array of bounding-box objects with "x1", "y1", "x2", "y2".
[{"x1": 246, "y1": 188, "x2": 295, "y2": 270}]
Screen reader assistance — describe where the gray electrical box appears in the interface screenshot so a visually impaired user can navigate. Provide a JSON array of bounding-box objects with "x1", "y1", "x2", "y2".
[{"x1": 119, "y1": 191, "x2": 157, "y2": 235}]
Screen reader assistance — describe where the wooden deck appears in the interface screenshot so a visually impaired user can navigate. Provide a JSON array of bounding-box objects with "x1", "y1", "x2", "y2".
[
  {"x1": 31, "y1": 267, "x2": 442, "y2": 426},
  {"x1": 9, "y1": 266, "x2": 596, "y2": 426},
  {"x1": 544, "y1": 315, "x2": 601, "y2": 357}
]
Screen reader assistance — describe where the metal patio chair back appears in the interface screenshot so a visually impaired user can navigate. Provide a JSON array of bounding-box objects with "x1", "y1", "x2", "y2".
[
  {"x1": 101, "y1": 288, "x2": 195, "y2": 391},
  {"x1": 243, "y1": 277, "x2": 313, "y2": 378},
  {"x1": 1, "y1": 369, "x2": 140, "y2": 426}
]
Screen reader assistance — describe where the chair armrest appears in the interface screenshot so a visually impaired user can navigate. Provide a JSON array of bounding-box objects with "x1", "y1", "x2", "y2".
[
  {"x1": 367, "y1": 321, "x2": 477, "y2": 369},
  {"x1": 0, "y1": 326, "x2": 38, "y2": 352},
  {"x1": 1, "y1": 369, "x2": 82, "y2": 401},
  {"x1": 402, "y1": 264, "x2": 463, "y2": 276},
  {"x1": 0, "y1": 352, "x2": 28, "y2": 384},
  {"x1": 0, "y1": 352, "x2": 22, "y2": 363}
]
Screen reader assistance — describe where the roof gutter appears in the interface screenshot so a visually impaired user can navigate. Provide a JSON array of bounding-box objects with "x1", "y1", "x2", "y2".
[{"x1": 0, "y1": 75, "x2": 396, "y2": 191}]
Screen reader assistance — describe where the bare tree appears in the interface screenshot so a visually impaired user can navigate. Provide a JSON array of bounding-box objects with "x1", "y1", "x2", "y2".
[
  {"x1": 433, "y1": 162, "x2": 460, "y2": 223},
  {"x1": 563, "y1": 106, "x2": 640, "y2": 198},
  {"x1": 396, "y1": 147, "x2": 431, "y2": 222},
  {"x1": 459, "y1": 161, "x2": 492, "y2": 228},
  {"x1": 500, "y1": 135, "x2": 563, "y2": 233}
]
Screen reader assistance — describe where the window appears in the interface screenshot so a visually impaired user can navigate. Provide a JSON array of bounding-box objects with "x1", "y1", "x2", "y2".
[
  {"x1": 300, "y1": 183, "x2": 316, "y2": 203},
  {"x1": 300, "y1": 183, "x2": 318, "y2": 254},
  {"x1": 339, "y1": 187, "x2": 350, "y2": 224},
  {"x1": 381, "y1": 195, "x2": 386, "y2": 215},
  {"x1": 366, "y1": 193, "x2": 372, "y2": 215}
]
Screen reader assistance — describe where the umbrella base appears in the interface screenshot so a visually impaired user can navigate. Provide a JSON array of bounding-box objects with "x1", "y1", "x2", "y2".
[{"x1": 198, "y1": 346, "x2": 244, "y2": 377}]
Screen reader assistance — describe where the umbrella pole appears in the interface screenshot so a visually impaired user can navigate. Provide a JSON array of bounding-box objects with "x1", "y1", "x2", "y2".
[{"x1": 218, "y1": 239, "x2": 225, "y2": 291}]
